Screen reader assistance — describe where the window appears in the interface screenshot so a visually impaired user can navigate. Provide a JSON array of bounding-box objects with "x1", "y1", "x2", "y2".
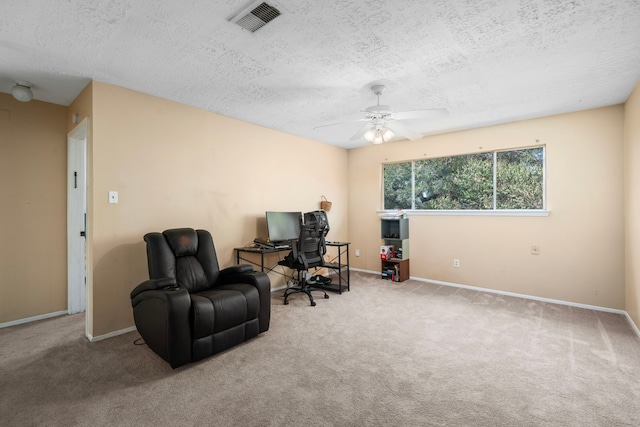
[{"x1": 383, "y1": 146, "x2": 545, "y2": 211}]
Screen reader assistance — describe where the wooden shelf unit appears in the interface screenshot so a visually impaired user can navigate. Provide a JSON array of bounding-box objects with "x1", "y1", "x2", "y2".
[{"x1": 381, "y1": 258, "x2": 410, "y2": 282}]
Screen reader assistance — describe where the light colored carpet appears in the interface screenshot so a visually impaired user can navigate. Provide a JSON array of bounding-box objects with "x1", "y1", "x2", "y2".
[{"x1": 1, "y1": 272, "x2": 640, "y2": 426}]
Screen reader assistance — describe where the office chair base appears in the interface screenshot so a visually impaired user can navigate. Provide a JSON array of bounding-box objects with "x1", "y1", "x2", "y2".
[{"x1": 283, "y1": 284, "x2": 329, "y2": 306}]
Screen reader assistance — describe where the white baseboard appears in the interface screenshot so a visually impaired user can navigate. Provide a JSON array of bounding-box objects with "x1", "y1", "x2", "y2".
[
  {"x1": 87, "y1": 325, "x2": 137, "y2": 342},
  {"x1": 415, "y1": 277, "x2": 640, "y2": 338},
  {"x1": 350, "y1": 267, "x2": 378, "y2": 275},
  {"x1": 349, "y1": 268, "x2": 640, "y2": 338},
  {"x1": 624, "y1": 312, "x2": 640, "y2": 338},
  {"x1": 0, "y1": 311, "x2": 138, "y2": 342},
  {"x1": 417, "y1": 277, "x2": 626, "y2": 314},
  {"x1": 0, "y1": 310, "x2": 68, "y2": 329}
]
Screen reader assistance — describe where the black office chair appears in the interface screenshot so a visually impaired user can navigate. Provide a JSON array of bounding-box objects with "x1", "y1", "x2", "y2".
[{"x1": 278, "y1": 210, "x2": 330, "y2": 306}]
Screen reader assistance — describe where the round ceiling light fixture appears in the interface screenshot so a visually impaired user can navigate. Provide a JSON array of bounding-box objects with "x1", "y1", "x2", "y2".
[{"x1": 11, "y1": 81, "x2": 33, "y2": 102}]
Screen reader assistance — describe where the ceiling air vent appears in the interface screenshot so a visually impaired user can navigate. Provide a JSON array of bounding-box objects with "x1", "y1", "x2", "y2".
[{"x1": 228, "y1": 1, "x2": 281, "y2": 33}]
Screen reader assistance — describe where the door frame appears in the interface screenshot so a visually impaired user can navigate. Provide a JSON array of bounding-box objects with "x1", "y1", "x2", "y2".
[{"x1": 67, "y1": 118, "x2": 88, "y2": 325}]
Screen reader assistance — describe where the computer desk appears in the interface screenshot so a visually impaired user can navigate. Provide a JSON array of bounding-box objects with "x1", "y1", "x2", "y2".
[
  {"x1": 234, "y1": 244, "x2": 292, "y2": 277},
  {"x1": 234, "y1": 241, "x2": 350, "y2": 293}
]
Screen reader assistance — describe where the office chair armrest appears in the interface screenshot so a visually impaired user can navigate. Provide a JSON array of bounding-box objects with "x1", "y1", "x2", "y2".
[
  {"x1": 220, "y1": 264, "x2": 254, "y2": 277},
  {"x1": 130, "y1": 277, "x2": 178, "y2": 299}
]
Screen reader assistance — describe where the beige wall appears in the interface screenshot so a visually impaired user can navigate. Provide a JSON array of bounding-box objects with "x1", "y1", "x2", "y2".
[
  {"x1": 625, "y1": 82, "x2": 640, "y2": 326},
  {"x1": 86, "y1": 82, "x2": 348, "y2": 336},
  {"x1": 0, "y1": 93, "x2": 68, "y2": 323},
  {"x1": 2, "y1": 79, "x2": 637, "y2": 334},
  {"x1": 349, "y1": 106, "x2": 625, "y2": 309}
]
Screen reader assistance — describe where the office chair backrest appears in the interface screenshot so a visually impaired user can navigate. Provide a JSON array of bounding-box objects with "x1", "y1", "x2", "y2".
[
  {"x1": 144, "y1": 228, "x2": 221, "y2": 293},
  {"x1": 298, "y1": 225, "x2": 323, "y2": 268},
  {"x1": 280, "y1": 210, "x2": 330, "y2": 271},
  {"x1": 298, "y1": 210, "x2": 330, "y2": 268},
  {"x1": 306, "y1": 210, "x2": 330, "y2": 237}
]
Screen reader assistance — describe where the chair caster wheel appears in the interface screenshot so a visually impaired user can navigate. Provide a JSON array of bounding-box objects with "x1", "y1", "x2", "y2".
[
  {"x1": 324, "y1": 294, "x2": 329, "y2": 299},
  {"x1": 284, "y1": 300, "x2": 289, "y2": 305},
  {"x1": 311, "y1": 301, "x2": 316, "y2": 306}
]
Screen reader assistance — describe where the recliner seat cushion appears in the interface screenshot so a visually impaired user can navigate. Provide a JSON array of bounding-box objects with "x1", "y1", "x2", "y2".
[{"x1": 190, "y1": 285, "x2": 260, "y2": 339}]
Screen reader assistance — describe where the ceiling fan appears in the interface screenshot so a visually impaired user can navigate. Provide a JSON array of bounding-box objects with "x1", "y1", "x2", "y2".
[{"x1": 318, "y1": 84, "x2": 448, "y2": 144}]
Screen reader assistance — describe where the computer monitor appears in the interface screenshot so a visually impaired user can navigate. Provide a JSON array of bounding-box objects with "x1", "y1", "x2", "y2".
[{"x1": 265, "y1": 211, "x2": 302, "y2": 242}]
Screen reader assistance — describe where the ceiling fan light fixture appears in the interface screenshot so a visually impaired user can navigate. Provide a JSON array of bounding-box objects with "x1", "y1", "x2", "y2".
[
  {"x1": 364, "y1": 128, "x2": 374, "y2": 142},
  {"x1": 322, "y1": 82, "x2": 440, "y2": 145},
  {"x1": 365, "y1": 127, "x2": 394, "y2": 144},
  {"x1": 11, "y1": 81, "x2": 33, "y2": 102}
]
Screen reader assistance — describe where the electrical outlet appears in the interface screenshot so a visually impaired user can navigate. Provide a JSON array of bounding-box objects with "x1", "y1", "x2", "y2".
[
  {"x1": 531, "y1": 245, "x2": 540, "y2": 255},
  {"x1": 355, "y1": 249, "x2": 360, "y2": 257},
  {"x1": 453, "y1": 259, "x2": 460, "y2": 268}
]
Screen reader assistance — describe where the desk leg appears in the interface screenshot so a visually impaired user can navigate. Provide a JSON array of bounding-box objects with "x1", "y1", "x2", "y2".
[
  {"x1": 338, "y1": 247, "x2": 343, "y2": 293},
  {"x1": 346, "y1": 245, "x2": 350, "y2": 291}
]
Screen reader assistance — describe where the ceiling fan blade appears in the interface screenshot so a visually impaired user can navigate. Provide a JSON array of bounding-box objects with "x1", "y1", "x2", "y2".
[
  {"x1": 385, "y1": 120, "x2": 423, "y2": 141},
  {"x1": 349, "y1": 122, "x2": 374, "y2": 141},
  {"x1": 392, "y1": 108, "x2": 449, "y2": 121},
  {"x1": 313, "y1": 118, "x2": 368, "y2": 130}
]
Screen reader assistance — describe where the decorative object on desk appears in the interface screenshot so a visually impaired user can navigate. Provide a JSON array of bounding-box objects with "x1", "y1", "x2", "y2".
[{"x1": 320, "y1": 195, "x2": 332, "y2": 212}]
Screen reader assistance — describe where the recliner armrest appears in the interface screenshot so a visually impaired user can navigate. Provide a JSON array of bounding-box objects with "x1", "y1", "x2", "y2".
[
  {"x1": 130, "y1": 277, "x2": 178, "y2": 299},
  {"x1": 130, "y1": 287, "x2": 192, "y2": 368},
  {"x1": 218, "y1": 270, "x2": 271, "y2": 333},
  {"x1": 220, "y1": 264, "x2": 254, "y2": 277}
]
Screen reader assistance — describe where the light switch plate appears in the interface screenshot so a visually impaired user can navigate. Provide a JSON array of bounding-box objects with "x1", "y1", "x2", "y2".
[{"x1": 108, "y1": 191, "x2": 118, "y2": 204}]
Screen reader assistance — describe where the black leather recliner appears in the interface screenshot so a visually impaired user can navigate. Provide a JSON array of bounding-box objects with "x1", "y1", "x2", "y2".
[{"x1": 130, "y1": 228, "x2": 271, "y2": 368}]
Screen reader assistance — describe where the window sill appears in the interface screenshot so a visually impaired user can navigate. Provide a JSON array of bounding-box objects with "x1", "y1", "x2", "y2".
[{"x1": 377, "y1": 209, "x2": 550, "y2": 217}]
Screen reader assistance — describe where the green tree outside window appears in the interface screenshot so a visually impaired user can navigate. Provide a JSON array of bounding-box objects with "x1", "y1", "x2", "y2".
[{"x1": 383, "y1": 147, "x2": 544, "y2": 211}]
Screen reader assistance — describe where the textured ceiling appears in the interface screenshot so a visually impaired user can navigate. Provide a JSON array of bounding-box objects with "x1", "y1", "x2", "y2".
[{"x1": 1, "y1": 0, "x2": 639, "y2": 149}]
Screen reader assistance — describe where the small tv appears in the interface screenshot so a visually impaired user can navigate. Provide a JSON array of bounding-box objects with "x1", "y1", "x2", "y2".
[{"x1": 265, "y1": 211, "x2": 302, "y2": 242}]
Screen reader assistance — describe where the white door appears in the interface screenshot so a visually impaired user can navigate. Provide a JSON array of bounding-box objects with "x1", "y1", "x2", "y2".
[{"x1": 67, "y1": 118, "x2": 88, "y2": 314}]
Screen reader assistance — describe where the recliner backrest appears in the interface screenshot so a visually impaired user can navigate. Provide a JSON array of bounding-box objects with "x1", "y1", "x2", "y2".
[{"x1": 144, "y1": 228, "x2": 221, "y2": 293}]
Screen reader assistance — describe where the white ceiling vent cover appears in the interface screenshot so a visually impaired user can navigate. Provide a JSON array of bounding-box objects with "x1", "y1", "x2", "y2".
[{"x1": 228, "y1": 1, "x2": 281, "y2": 33}]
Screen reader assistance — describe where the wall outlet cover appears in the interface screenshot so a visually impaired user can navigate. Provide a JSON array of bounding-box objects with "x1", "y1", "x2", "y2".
[{"x1": 108, "y1": 191, "x2": 118, "y2": 204}]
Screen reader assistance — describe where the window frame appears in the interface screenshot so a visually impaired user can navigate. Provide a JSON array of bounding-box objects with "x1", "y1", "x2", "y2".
[{"x1": 380, "y1": 146, "x2": 548, "y2": 217}]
